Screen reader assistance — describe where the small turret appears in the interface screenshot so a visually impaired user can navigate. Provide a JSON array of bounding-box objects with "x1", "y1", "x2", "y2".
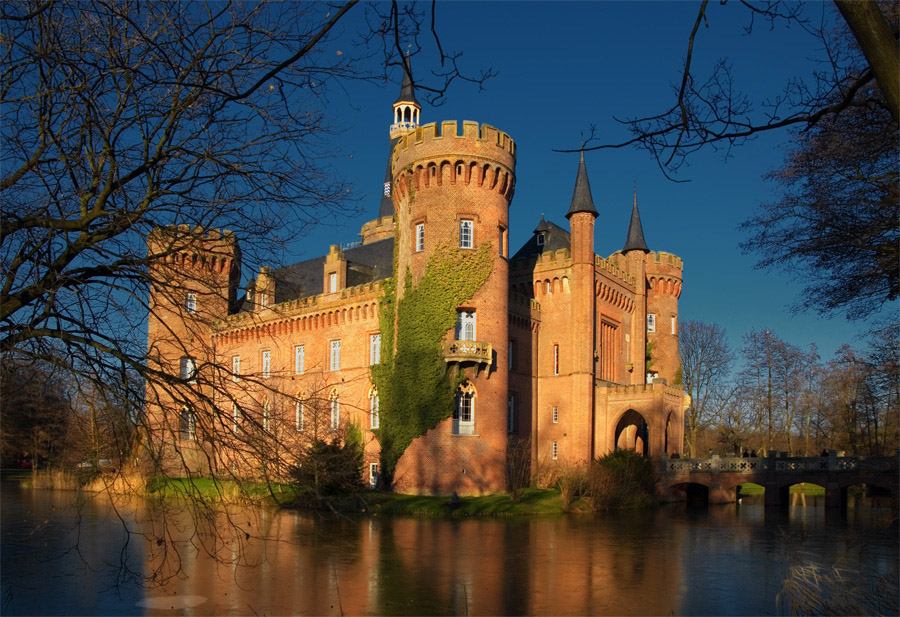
[
  {"x1": 390, "y1": 56, "x2": 421, "y2": 140},
  {"x1": 565, "y1": 151, "x2": 599, "y2": 220},
  {"x1": 623, "y1": 187, "x2": 650, "y2": 253}
]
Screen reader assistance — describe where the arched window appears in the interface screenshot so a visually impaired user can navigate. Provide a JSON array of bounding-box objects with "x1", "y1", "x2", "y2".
[
  {"x1": 369, "y1": 388, "x2": 380, "y2": 429},
  {"x1": 329, "y1": 390, "x2": 340, "y2": 430},
  {"x1": 453, "y1": 382, "x2": 476, "y2": 435}
]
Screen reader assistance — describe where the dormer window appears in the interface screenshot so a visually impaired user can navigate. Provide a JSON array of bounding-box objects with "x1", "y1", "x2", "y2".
[{"x1": 536, "y1": 232, "x2": 545, "y2": 247}]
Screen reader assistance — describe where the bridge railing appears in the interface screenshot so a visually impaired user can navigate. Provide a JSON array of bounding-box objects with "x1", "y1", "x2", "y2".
[{"x1": 664, "y1": 452, "x2": 898, "y2": 474}]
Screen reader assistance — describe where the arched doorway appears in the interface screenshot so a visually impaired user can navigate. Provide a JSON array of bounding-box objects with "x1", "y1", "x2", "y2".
[{"x1": 615, "y1": 409, "x2": 649, "y2": 455}]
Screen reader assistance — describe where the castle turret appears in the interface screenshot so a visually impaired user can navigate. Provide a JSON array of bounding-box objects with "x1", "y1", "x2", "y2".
[
  {"x1": 390, "y1": 121, "x2": 516, "y2": 494},
  {"x1": 565, "y1": 151, "x2": 598, "y2": 458}
]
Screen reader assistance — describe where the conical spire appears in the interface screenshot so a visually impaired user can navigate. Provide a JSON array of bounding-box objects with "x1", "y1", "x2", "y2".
[
  {"x1": 394, "y1": 55, "x2": 419, "y2": 105},
  {"x1": 623, "y1": 186, "x2": 650, "y2": 252},
  {"x1": 565, "y1": 150, "x2": 598, "y2": 219},
  {"x1": 533, "y1": 215, "x2": 551, "y2": 234}
]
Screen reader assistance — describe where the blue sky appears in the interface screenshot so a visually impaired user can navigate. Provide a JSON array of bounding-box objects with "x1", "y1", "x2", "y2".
[{"x1": 273, "y1": 1, "x2": 885, "y2": 362}]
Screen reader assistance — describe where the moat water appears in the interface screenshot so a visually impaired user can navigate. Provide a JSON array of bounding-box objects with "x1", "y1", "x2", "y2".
[{"x1": 1, "y1": 480, "x2": 897, "y2": 616}]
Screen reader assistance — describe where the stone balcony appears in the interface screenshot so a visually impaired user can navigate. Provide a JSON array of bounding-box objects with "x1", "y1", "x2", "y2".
[{"x1": 441, "y1": 340, "x2": 493, "y2": 366}]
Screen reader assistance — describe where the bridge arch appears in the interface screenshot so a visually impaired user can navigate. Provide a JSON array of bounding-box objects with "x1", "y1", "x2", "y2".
[{"x1": 614, "y1": 409, "x2": 649, "y2": 456}]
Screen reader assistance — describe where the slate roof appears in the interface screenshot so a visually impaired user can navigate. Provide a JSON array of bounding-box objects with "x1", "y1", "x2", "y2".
[
  {"x1": 565, "y1": 151, "x2": 599, "y2": 219},
  {"x1": 512, "y1": 218, "x2": 571, "y2": 261},
  {"x1": 623, "y1": 189, "x2": 650, "y2": 253},
  {"x1": 269, "y1": 237, "x2": 394, "y2": 305},
  {"x1": 394, "y1": 57, "x2": 419, "y2": 106}
]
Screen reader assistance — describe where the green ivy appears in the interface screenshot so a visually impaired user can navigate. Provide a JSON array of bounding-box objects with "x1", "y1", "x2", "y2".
[{"x1": 372, "y1": 240, "x2": 494, "y2": 484}]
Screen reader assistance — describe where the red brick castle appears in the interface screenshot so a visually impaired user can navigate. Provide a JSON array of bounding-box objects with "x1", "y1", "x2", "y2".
[{"x1": 145, "y1": 66, "x2": 687, "y2": 495}]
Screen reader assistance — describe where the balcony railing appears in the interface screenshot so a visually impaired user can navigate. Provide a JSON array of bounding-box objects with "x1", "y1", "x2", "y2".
[{"x1": 442, "y1": 340, "x2": 492, "y2": 365}]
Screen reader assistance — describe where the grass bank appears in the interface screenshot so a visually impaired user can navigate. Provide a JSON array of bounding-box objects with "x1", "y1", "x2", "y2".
[{"x1": 334, "y1": 488, "x2": 569, "y2": 517}]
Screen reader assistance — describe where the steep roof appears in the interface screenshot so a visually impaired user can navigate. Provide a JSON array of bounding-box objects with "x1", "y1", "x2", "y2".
[
  {"x1": 565, "y1": 151, "x2": 599, "y2": 219},
  {"x1": 512, "y1": 218, "x2": 571, "y2": 260},
  {"x1": 269, "y1": 237, "x2": 394, "y2": 304},
  {"x1": 394, "y1": 56, "x2": 419, "y2": 106},
  {"x1": 623, "y1": 189, "x2": 650, "y2": 253}
]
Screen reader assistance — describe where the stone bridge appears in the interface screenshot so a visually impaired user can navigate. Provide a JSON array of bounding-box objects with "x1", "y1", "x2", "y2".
[{"x1": 659, "y1": 451, "x2": 899, "y2": 507}]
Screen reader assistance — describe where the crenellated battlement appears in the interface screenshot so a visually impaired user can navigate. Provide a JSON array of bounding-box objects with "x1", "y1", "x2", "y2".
[
  {"x1": 359, "y1": 216, "x2": 396, "y2": 245},
  {"x1": 147, "y1": 225, "x2": 239, "y2": 275},
  {"x1": 594, "y1": 255, "x2": 635, "y2": 286},
  {"x1": 391, "y1": 121, "x2": 517, "y2": 204},
  {"x1": 647, "y1": 251, "x2": 683, "y2": 270},
  {"x1": 213, "y1": 279, "x2": 386, "y2": 335},
  {"x1": 392, "y1": 121, "x2": 516, "y2": 159}
]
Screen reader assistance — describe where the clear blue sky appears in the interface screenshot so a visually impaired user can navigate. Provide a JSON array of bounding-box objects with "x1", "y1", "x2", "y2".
[{"x1": 272, "y1": 1, "x2": 886, "y2": 363}]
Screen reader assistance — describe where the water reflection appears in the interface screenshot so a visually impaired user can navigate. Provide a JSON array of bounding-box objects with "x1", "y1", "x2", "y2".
[{"x1": 1, "y1": 481, "x2": 897, "y2": 616}]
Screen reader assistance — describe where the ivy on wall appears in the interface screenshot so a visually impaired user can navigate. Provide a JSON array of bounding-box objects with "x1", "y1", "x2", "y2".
[{"x1": 372, "y1": 240, "x2": 494, "y2": 483}]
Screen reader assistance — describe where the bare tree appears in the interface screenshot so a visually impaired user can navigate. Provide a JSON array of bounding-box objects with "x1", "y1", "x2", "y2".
[{"x1": 679, "y1": 320, "x2": 733, "y2": 457}]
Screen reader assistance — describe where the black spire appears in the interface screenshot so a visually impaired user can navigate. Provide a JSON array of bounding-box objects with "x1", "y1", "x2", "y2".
[
  {"x1": 623, "y1": 187, "x2": 650, "y2": 252},
  {"x1": 533, "y1": 215, "x2": 551, "y2": 234},
  {"x1": 565, "y1": 150, "x2": 598, "y2": 219},
  {"x1": 394, "y1": 55, "x2": 418, "y2": 105}
]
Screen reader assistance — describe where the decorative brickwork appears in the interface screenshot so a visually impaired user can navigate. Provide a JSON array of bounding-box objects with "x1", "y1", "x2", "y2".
[{"x1": 145, "y1": 79, "x2": 687, "y2": 494}]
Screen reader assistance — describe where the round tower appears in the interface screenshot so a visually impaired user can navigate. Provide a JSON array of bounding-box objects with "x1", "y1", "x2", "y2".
[
  {"x1": 645, "y1": 251, "x2": 683, "y2": 384},
  {"x1": 390, "y1": 120, "x2": 516, "y2": 494}
]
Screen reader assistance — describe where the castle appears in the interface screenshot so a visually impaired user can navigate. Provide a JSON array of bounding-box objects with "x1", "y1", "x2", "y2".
[{"x1": 145, "y1": 66, "x2": 687, "y2": 495}]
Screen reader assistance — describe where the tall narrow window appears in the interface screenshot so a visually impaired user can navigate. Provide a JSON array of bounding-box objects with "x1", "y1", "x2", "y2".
[
  {"x1": 508, "y1": 339, "x2": 518, "y2": 371},
  {"x1": 232, "y1": 355, "x2": 240, "y2": 382},
  {"x1": 370, "y1": 390, "x2": 380, "y2": 429},
  {"x1": 499, "y1": 227, "x2": 506, "y2": 257},
  {"x1": 415, "y1": 223, "x2": 425, "y2": 252},
  {"x1": 456, "y1": 311, "x2": 476, "y2": 341},
  {"x1": 647, "y1": 314, "x2": 656, "y2": 333},
  {"x1": 507, "y1": 393, "x2": 518, "y2": 434},
  {"x1": 552, "y1": 441, "x2": 558, "y2": 460},
  {"x1": 263, "y1": 400, "x2": 271, "y2": 432},
  {"x1": 553, "y1": 344, "x2": 559, "y2": 375},
  {"x1": 330, "y1": 340, "x2": 341, "y2": 371},
  {"x1": 185, "y1": 293, "x2": 197, "y2": 313},
  {"x1": 179, "y1": 408, "x2": 197, "y2": 441},
  {"x1": 453, "y1": 388, "x2": 475, "y2": 435},
  {"x1": 370, "y1": 333, "x2": 381, "y2": 365},
  {"x1": 459, "y1": 219, "x2": 473, "y2": 249},
  {"x1": 552, "y1": 406, "x2": 559, "y2": 424},
  {"x1": 261, "y1": 350, "x2": 271, "y2": 379},
  {"x1": 180, "y1": 357, "x2": 197, "y2": 382},
  {"x1": 671, "y1": 316, "x2": 677, "y2": 335},
  {"x1": 330, "y1": 392, "x2": 340, "y2": 429},
  {"x1": 295, "y1": 401, "x2": 304, "y2": 431},
  {"x1": 329, "y1": 272, "x2": 337, "y2": 293},
  {"x1": 294, "y1": 345, "x2": 305, "y2": 374},
  {"x1": 536, "y1": 232, "x2": 545, "y2": 247},
  {"x1": 232, "y1": 404, "x2": 239, "y2": 433},
  {"x1": 369, "y1": 462, "x2": 379, "y2": 489}
]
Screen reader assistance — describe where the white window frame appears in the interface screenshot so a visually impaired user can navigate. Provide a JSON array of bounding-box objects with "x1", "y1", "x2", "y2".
[
  {"x1": 330, "y1": 394, "x2": 340, "y2": 429},
  {"x1": 180, "y1": 357, "x2": 197, "y2": 382},
  {"x1": 329, "y1": 272, "x2": 337, "y2": 293},
  {"x1": 415, "y1": 223, "x2": 425, "y2": 252},
  {"x1": 453, "y1": 390, "x2": 475, "y2": 435},
  {"x1": 330, "y1": 340, "x2": 341, "y2": 371},
  {"x1": 552, "y1": 406, "x2": 559, "y2": 424},
  {"x1": 232, "y1": 355, "x2": 240, "y2": 382},
  {"x1": 263, "y1": 400, "x2": 271, "y2": 432},
  {"x1": 553, "y1": 344, "x2": 559, "y2": 375},
  {"x1": 456, "y1": 311, "x2": 476, "y2": 341},
  {"x1": 370, "y1": 333, "x2": 381, "y2": 365},
  {"x1": 294, "y1": 345, "x2": 305, "y2": 374},
  {"x1": 370, "y1": 392, "x2": 380, "y2": 429},
  {"x1": 671, "y1": 316, "x2": 677, "y2": 335},
  {"x1": 647, "y1": 371, "x2": 659, "y2": 385},
  {"x1": 295, "y1": 401, "x2": 304, "y2": 431},
  {"x1": 552, "y1": 441, "x2": 558, "y2": 460},
  {"x1": 369, "y1": 462, "x2": 379, "y2": 489},
  {"x1": 185, "y1": 292, "x2": 197, "y2": 313},
  {"x1": 459, "y1": 219, "x2": 473, "y2": 249},
  {"x1": 536, "y1": 233, "x2": 545, "y2": 247},
  {"x1": 261, "y1": 349, "x2": 271, "y2": 379},
  {"x1": 647, "y1": 313, "x2": 656, "y2": 333},
  {"x1": 232, "y1": 404, "x2": 239, "y2": 433},
  {"x1": 180, "y1": 408, "x2": 197, "y2": 441}
]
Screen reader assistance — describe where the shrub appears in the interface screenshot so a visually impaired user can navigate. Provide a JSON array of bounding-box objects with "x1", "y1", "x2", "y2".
[
  {"x1": 556, "y1": 465, "x2": 588, "y2": 512},
  {"x1": 290, "y1": 432, "x2": 363, "y2": 506},
  {"x1": 588, "y1": 450, "x2": 659, "y2": 510}
]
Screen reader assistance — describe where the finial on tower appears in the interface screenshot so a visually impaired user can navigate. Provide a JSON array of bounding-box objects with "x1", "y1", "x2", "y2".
[
  {"x1": 623, "y1": 184, "x2": 650, "y2": 253},
  {"x1": 565, "y1": 149, "x2": 598, "y2": 220}
]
